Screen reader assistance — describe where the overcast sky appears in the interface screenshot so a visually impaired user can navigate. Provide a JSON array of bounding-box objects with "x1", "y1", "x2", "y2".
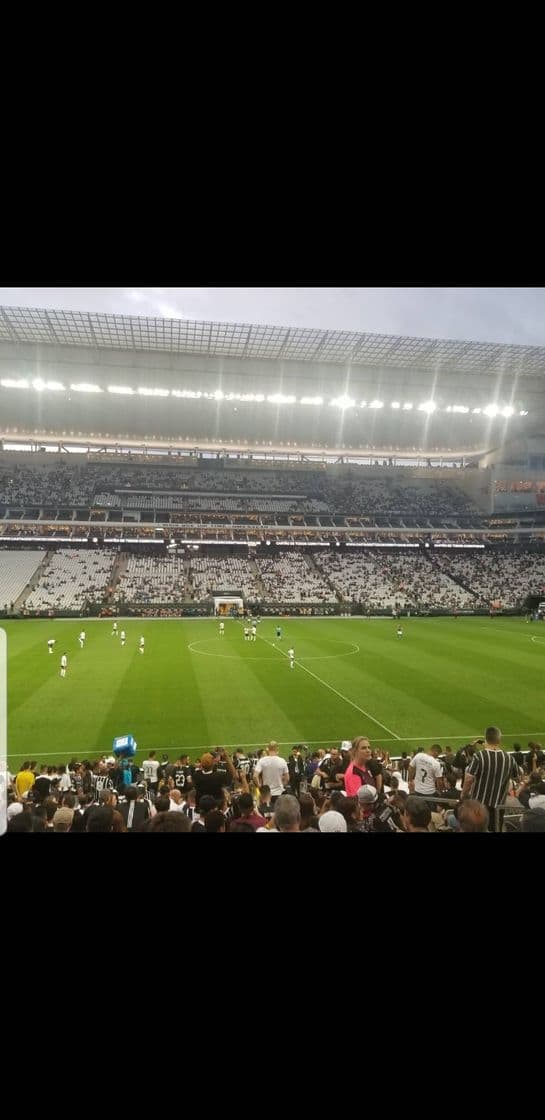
[{"x1": 1, "y1": 287, "x2": 545, "y2": 347}]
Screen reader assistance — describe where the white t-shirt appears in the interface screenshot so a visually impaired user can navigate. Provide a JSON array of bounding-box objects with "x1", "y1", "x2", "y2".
[
  {"x1": 139, "y1": 637, "x2": 145, "y2": 646},
  {"x1": 48, "y1": 639, "x2": 55, "y2": 647},
  {"x1": 254, "y1": 755, "x2": 289, "y2": 797},
  {"x1": 412, "y1": 752, "x2": 442, "y2": 794},
  {"x1": 121, "y1": 631, "x2": 126, "y2": 640},
  {"x1": 288, "y1": 648, "x2": 295, "y2": 659},
  {"x1": 61, "y1": 655, "x2": 67, "y2": 668},
  {"x1": 142, "y1": 759, "x2": 160, "y2": 783},
  {"x1": 79, "y1": 632, "x2": 85, "y2": 641}
]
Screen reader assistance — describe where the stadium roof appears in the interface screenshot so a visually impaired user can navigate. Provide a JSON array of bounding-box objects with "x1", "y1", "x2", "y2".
[{"x1": 2, "y1": 305, "x2": 545, "y2": 377}]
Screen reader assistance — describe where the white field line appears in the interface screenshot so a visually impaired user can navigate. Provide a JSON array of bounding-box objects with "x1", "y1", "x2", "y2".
[
  {"x1": 9, "y1": 731, "x2": 545, "y2": 761},
  {"x1": 252, "y1": 627, "x2": 401, "y2": 740}
]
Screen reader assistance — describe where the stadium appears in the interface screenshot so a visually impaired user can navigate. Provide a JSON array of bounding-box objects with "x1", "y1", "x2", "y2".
[{"x1": 2, "y1": 299, "x2": 545, "y2": 833}]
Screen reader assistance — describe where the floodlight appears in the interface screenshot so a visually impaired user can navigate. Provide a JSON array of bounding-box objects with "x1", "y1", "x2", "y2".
[
  {"x1": 1, "y1": 378, "x2": 29, "y2": 389},
  {"x1": 331, "y1": 395, "x2": 355, "y2": 409}
]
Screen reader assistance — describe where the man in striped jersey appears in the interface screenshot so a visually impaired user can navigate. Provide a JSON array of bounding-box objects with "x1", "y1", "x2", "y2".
[{"x1": 461, "y1": 726, "x2": 519, "y2": 831}]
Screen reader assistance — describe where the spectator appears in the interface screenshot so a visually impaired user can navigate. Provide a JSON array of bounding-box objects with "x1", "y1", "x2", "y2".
[
  {"x1": 52, "y1": 807, "x2": 74, "y2": 833},
  {"x1": 271, "y1": 793, "x2": 301, "y2": 832},
  {"x1": 235, "y1": 792, "x2": 267, "y2": 831},
  {"x1": 117, "y1": 785, "x2": 151, "y2": 831},
  {"x1": 403, "y1": 795, "x2": 432, "y2": 832},
  {"x1": 462, "y1": 727, "x2": 519, "y2": 831},
  {"x1": 298, "y1": 792, "x2": 320, "y2": 831},
  {"x1": 408, "y1": 744, "x2": 444, "y2": 799},
  {"x1": 86, "y1": 806, "x2": 115, "y2": 832},
  {"x1": 204, "y1": 810, "x2": 227, "y2": 833},
  {"x1": 254, "y1": 742, "x2": 289, "y2": 804},
  {"x1": 318, "y1": 810, "x2": 348, "y2": 833},
  {"x1": 520, "y1": 808, "x2": 545, "y2": 832},
  {"x1": 457, "y1": 800, "x2": 490, "y2": 833},
  {"x1": 192, "y1": 752, "x2": 231, "y2": 809},
  {"x1": 144, "y1": 812, "x2": 192, "y2": 832},
  {"x1": 15, "y1": 762, "x2": 35, "y2": 799},
  {"x1": 526, "y1": 742, "x2": 545, "y2": 773},
  {"x1": 344, "y1": 737, "x2": 377, "y2": 797}
]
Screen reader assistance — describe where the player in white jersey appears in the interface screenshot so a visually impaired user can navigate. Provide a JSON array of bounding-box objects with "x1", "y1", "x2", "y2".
[
  {"x1": 396, "y1": 626, "x2": 403, "y2": 638},
  {"x1": 112, "y1": 621, "x2": 118, "y2": 636},
  {"x1": 251, "y1": 624, "x2": 257, "y2": 641},
  {"x1": 139, "y1": 635, "x2": 145, "y2": 654},
  {"x1": 244, "y1": 627, "x2": 249, "y2": 640},
  {"x1": 47, "y1": 638, "x2": 55, "y2": 654},
  {"x1": 219, "y1": 621, "x2": 225, "y2": 637},
  {"x1": 120, "y1": 630, "x2": 126, "y2": 646},
  {"x1": 79, "y1": 630, "x2": 86, "y2": 648},
  {"x1": 60, "y1": 653, "x2": 67, "y2": 677},
  {"x1": 287, "y1": 646, "x2": 295, "y2": 669}
]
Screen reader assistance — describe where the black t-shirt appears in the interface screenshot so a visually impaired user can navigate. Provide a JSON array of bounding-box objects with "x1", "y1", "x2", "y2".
[
  {"x1": 117, "y1": 800, "x2": 151, "y2": 830},
  {"x1": 193, "y1": 769, "x2": 228, "y2": 808},
  {"x1": 34, "y1": 776, "x2": 52, "y2": 800},
  {"x1": 320, "y1": 757, "x2": 345, "y2": 787},
  {"x1": 442, "y1": 785, "x2": 461, "y2": 801},
  {"x1": 367, "y1": 759, "x2": 383, "y2": 782},
  {"x1": 454, "y1": 749, "x2": 468, "y2": 771},
  {"x1": 173, "y1": 766, "x2": 193, "y2": 790},
  {"x1": 214, "y1": 763, "x2": 233, "y2": 788}
]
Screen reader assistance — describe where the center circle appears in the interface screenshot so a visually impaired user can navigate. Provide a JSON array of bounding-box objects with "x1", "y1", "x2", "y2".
[{"x1": 187, "y1": 637, "x2": 360, "y2": 661}]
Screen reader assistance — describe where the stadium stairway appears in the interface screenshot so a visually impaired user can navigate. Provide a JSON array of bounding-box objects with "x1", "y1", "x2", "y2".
[
  {"x1": 426, "y1": 553, "x2": 480, "y2": 602},
  {"x1": 249, "y1": 557, "x2": 266, "y2": 597},
  {"x1": 107, "y1": 552, "x2": 129, "y2": 602},
  {"x1": 14, "y1": 549, "x2": 53, "y2": 611},
  {"x1": 307, "y1": 551, "x2": 341, "y2": 601},
  {"x1": 184, "y1": 556, "x2": 194, "y2": 598}
]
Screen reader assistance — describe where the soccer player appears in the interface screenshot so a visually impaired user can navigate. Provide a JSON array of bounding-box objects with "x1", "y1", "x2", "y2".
[
  {"x1": 120, "y1": 629, "x2": 126, "y2": 647},
  {"x1": 79, "y1": 630, "x2": 86, "y2": 648},
  {"x1": 287, "y1": 646, "x2": 295, "y2": 669},
  {"x1": 219, "y1": 621, "x2": 225, "y2": 638},
  {"x1": 60, "y1": 652, "x2": 67, "y2": 677},
  {"x1": 139, "y1": 635, "x2": 145, "y2": 655},
  {"x1": 112, "y1": 621, "x2": 118, "y2": 636},
  {"x1": 276, "y1": 626, "x2": 282, "y2": 641},
  {"x1": 244, "y1": 626, "x2": 249, "y2": 641},
  {"x1": 47, "y1": 638, "x2": 55, "y2": 654},
  {"x1": 396, "y1": 626, "x2": 403, "y2": 639},
  {"x1": 251, "y1": 624, "x2": 257, "y2": 641}
]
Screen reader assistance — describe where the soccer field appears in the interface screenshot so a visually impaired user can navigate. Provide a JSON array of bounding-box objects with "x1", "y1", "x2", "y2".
[{"x1": 2, "y1": 615, "x2": 545, "y2": 769}]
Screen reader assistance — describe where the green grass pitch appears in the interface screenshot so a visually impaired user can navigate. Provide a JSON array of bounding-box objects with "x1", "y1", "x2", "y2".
[{"x1": 2, "y1": 615, "x2": 545, "y2": 769}]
